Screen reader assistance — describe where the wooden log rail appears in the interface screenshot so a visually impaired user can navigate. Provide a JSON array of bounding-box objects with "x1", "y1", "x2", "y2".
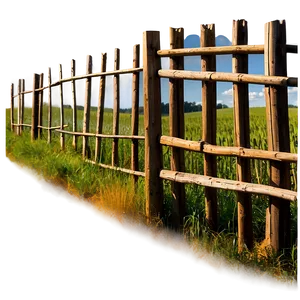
[
  {"x1": 157, "y1": 44, "x2": 298, "y2": 57},
  {"x1": 55, "y1": 129, "x2": 145, "y2": 140},
  {"x1": 85, "y1": 159, "x2": 145, "y2": 177},
  {"x1": 160, "y1": 136, "x2": 297, "y2": 163},
  {"x1": 11, "y1": 67, "x2": 143, "y2": 98},
  {"x1": 158, "y1": 70, "x2": 298, "y2": 87},
  {"x1": 160, "y1": 170, "x2": 297, "y2": 202}
]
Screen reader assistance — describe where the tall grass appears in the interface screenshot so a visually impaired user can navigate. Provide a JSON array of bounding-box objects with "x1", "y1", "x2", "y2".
[{"x1": 6, "y1": 106, "x2": 298, "y2": 281}]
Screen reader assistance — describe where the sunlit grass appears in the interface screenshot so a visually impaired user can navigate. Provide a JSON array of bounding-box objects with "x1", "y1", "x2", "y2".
[{"x1": 6, "y1": 106, "x2": 298, "y2": 281}]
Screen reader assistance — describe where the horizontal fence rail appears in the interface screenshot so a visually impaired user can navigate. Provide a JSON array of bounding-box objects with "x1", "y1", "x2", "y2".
[
  {"x1": 160, "y1": 136, "x2": 298, "y2": 162},
  {"x1": 160, "y1": 170, "x2": 297, "y2": 202},
  {"x1": 85, "y1": 159, "x2": 145, "y2": 177},
  {"x1": 12, "y1": 67, "x2": 143, "y2": 98},
  {"x1": 157, "y1": 44, "x2": 298, "y2": 57},
  {"x1": 158, "y1": 70, "x2": 298, "y2": 87}
]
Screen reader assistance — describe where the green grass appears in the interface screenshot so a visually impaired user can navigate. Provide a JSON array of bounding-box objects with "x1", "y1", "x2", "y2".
[{"x1": 5, "y1": 106, "x2": 298, "y2": 281}]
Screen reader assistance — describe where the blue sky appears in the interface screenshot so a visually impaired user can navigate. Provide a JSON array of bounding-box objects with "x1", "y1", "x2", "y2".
[{"x1": 92, "y1": 32, "x2": 297, "y2": 108}]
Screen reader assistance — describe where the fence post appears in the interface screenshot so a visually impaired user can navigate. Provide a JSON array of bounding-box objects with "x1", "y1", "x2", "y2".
[
  {"x1": 31, "y1": 73, "x2": 40, "y2": 141},
  {"x1": 112, "y1": 48, "x2": 120, "y2": 166},
  {"x1": 95, "y1": 53, "x2": 107, "y2": 162},
  {"x1": 201, "y1": 24, "x2": 217, "y2": 231},
  {"x1": 82, "y1": 55, "x2": 93, "y2": 159},
  {"x1": 131, "y1": 44, "x2": 140, "y2": 186},
  {"x1": 48, "y1": 68, "x2": 52, "y2": 144},
  {"x1": 232, "y1": 19, "x2": 253, "y2": 252},
  {"x1": 38, "y1": 73, "x2": 44, "y2": 139},
  {"x1": 10, "y1": 83, "x2": 14, "y2": 132},
  {"x1": 20, "y1": 79, "x2": 25, "y2": 134},
  {"x1": 143, "y1": 31, "x2": 163, "y2": 223},
  {"x1": 71, "y1": 60, "x2": 77, "y2": 150},
  {"x1": 264, "y1": 20, "x2": 291, "y2": 252},
  {"x1": 17, "y1": 79, "x2": 21, "y2": 136},
  {"x1": 169, "y1": 27, "x2": 186, "y2": 229},
  {"x1": 59, "y1": 64, "x2": 65, "y2": 149}
]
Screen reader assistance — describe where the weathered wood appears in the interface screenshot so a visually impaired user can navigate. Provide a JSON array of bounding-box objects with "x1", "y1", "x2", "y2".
[
  {"x1": 31, "y1": 74, "x2": 40, "y2": 141},
  {"x1": 10, "y1": 84, "x2": 14, "y2": 132},
  {"x1": 39, "y1": 124, "x2": 68, "y2": 130},
  {"x1": 160, "y1": 170, "x2": 297, "y2": 202},
  {"x1": 95, "y1": 53, "x2": 107, "y2": 162},
  {"x1": 159, "y1": 136, "x2": 297, "y2": 162},
  {"x1": 201, "y1": 24, "x2": 217, "y2": 230},
  {"x1": 20, "y1": 79, "x2": 25, "y2": 134},
  {"x1": 85, "y1": 159, "x2": 145, "y2": 177},
  {"x1": 232, "y1": 19, "x2": 253, "y2": 252},
  {"x1": 38, "y1": 73, "x2": 44, "y2": 139},
  {"x1": 82, "y1": 55, "x2": 93, "y2": 159},
  {"x1": 17, "y1": 79, "x2": 21, "y2": 135},
  {"x1": 55, "y1": 129, "x2": 144, "y2": 139},
  {"x1": 264, "y1": 20, "x2": 291, "y2": 251},
  {"x1": 112, "y1": 48, "x2": 120, "y2": 166},
  {"x1": 159, "y1": 44, "x2": 264, "y2": 57},
  {"x1": 158, "y1": 69, "x2": 297, "y2": 87},
  {"x1": 12, "y1": 123, "x2": 32, "y2": 128},
  {"x1": 59, "y1": 65, "x2": 65, "y2": 149},
  {"x1": 71, "y1": 59, "x2": 77, "y2": 150},
  {"x1": 47, "y1": 68, "x2": 52, "y2": 144},
  {"x1": 169, "y1": 27, "x2": 186, "y2": 228},
  {"x1": 143, "y1": 31, "x2": 164, "y2": 223},
  {"x1": 54, "y1": 67, "x2": 143, "y2": 84},
  {"x1": 131, "y1": 44, "x2": 140, "y2": 186}
]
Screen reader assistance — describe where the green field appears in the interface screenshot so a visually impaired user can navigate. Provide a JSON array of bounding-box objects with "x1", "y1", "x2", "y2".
[{"x1": 6, "y1": 106, "x2": 298, "y2": 280}]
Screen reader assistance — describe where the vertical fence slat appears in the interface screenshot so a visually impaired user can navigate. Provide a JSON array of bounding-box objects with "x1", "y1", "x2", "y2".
[
  {"x1": 169, "y1": 27, "x2": 186, "y2": 228},
  {"x1": 20, "y1": 79, "x2": 25, "y2": 134},
  {"x1": 59, "y1": 65, "x2": 65, "y2": 149},
  {"x1": 232, "y1": 19, "x2": 253, "y2": 252},
  {"x1": 31, "y1": 74, "x2": 40, "y2": 141},
  {"x1": 131, "y1": 44, "x2": 140, "y2": 186},
  {"x1": 71, "y1": 59, "x2": 77, "y2": 150},
  {"x1": 264, "y1": 20, "x2": 291, "y2": 252},
  {"x1": 17, "y1": 78, "x2": 21, "y2": 135},
  {"x1": 48, "y1": 68, "x2": 52, "y2": 144},
  {"x1": 82, "y1": 55, "x2": 93, "y2": 159},
  {"x1": 201, "y1": 24, "x2": 217, "y2": 230},
  {"x1": 38, "y1": 73, "x2": 44, "y2": 139},
  {"x1": 112, "y1": 48, "x2": 120, "y2": 166},
  {"x1": 143, "y1": 31, "x2": 163, "y2": 223},
  {"x1": 10, "y1": 83, "x2": 14, "y2": 132},
  {"x1": 95, "y1": 53, "x2": 107, "y2": 162}
]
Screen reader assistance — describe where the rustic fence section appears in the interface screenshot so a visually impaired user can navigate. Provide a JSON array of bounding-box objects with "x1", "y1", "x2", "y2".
[
  {"x1": 264, "y1": 20, "x2": 292, "y2": 250},
  {"x1": 82, "y1": 55, "x2": 93, "y2": 158},
  {"x1": 131, "y1": 44, "x2": 140, "y2": 186},
  {"x1": 9, "y1": 19, "x2": 298, "y2": 252},
  {"x1": 71, "y1": 60, "x2": 77, "y2": 150},
  {"x1": 95, "y1": 53, "x2": 107, "y2": 162},
  {"x1": 232, "y1": 20, "x2": 253, "y2": 251},
  {"x1": 112, "y1": 49, "x2": 120, "y2": 166},
  {"x1": 201, "y1": 24, "x2": 218, "y2": 231},
  {"x1": 169, "y1": 27, "x2": 186, "y2": 228}
]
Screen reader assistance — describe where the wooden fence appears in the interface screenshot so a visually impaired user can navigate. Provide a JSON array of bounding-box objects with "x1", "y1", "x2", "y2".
[{"x1": 10, "y1": 19, "x2": 298, "y2": 253}]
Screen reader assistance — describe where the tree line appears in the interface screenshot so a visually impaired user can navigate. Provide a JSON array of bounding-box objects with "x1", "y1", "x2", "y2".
[{"x1": 120, "y1": 102, "x2": 228, "y2": 114}]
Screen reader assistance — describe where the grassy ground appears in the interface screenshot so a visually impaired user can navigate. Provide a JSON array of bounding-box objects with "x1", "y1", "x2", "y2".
[{"x1": 5, "y1": 106, "x2": 298, "y2": 281}]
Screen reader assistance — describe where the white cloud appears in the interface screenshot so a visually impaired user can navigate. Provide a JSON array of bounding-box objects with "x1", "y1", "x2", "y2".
[
  {"x1": 288, "y1": 87, "x2": 298, "y2": 94},
  {"x1": 222, "y1": 88, "x2": 233, "y2": 96},
  {"x1": 249, "y1": 92, "x2": 258, "y2": 100}
]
